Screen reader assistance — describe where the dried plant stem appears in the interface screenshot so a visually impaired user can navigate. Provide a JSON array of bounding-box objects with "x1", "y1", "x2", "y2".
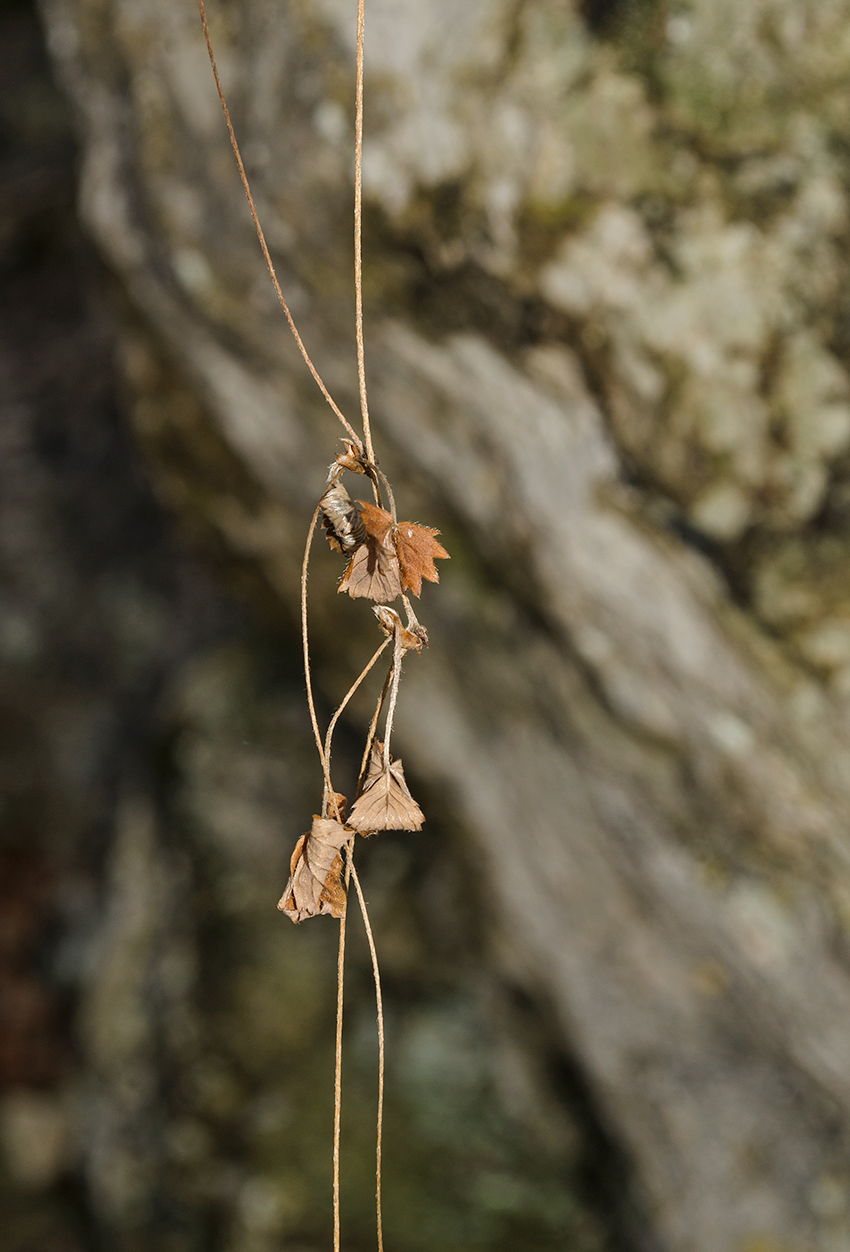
[
  {"x1": 334, "y1": 847, "x2": 354, "y2": 1252},
  {"x1": 382, "y1": 623, "x2": 404, "y2": 770},
  {"x1": 197, "y1": 0, "x2": 362, "y2": 449},
  {"x1": 301, "y1": 506, "x2": 342, "y2": 821},
  {"x1": 354, "y1": 0, "x2": 374, "y2": 466},
  {"x1": 365, "y1": 466, "x2": 386, "y2": 511},
  {"x1": 349, "y1": 860, "x2": 385, "y2": 1252},
  {"x1": 322, "y1": 638, "x2": 391, "y2": 810},
  {"x1": 357, "y1": 666, "x2": 393, "y2": 795},
  {"x1": 375, "y1": 466, "x2": 397, "y2": 522}
]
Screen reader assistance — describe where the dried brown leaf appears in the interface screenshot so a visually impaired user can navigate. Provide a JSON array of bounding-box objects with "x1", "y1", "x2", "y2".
[
  {"x1": 372, "y1": 605, "x2": 428, "y2": 652},
  {"x1": 320, "y1": 483, "x2": 366, "y2": 554},
  {"x1": 338, "y1": 531, "x2": 403, "y2": 601},
  {"x1": 349, "y1": 741, "x2": 424, "y2": 832},
  {"x1": 278, "y1": 815, "x2": 351, "y2": 923},
  {"x1": 393, "y1": 522, "x2": 449, "y2": 597},
  {"x1": 359, "y1": 501, "x2": 394, "y2": 543}
]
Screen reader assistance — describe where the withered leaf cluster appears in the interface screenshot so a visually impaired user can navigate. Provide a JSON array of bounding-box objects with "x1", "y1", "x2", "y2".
[
  {"x1": 280, "y1": 738, "x2": 424, "y2": 924},
  {"x1": 320, "y1": 490, "x2": 449, "y2": 602},
  {"x1": 284, "y1": 471, "x2": 446, "y2": 924}
]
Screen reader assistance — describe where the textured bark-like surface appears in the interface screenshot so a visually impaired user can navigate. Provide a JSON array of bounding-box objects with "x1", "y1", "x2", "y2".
[{"x1": 33, "y1": 0, "x2": 850, "y2": 1249}]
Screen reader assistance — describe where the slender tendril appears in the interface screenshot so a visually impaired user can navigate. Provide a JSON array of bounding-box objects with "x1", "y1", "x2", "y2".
[
  {"x1": 375, "y1": 466, "x2": 397, "y2": 523},
  {"x1": 301, "y1": 507, "x2": 342, "y2": 822},
  {"x1": 197, "y1": 0, "x2": 362, "y2": 448},
  {"x1": 354, "y1": 0, "x2": 374, "y2": 466},
  {"x1": 334, "y1": 848, "x2": 353, "y2": 1252},
  {"x1": 350, "y1": 860, "x2": 385, "y2": 1252},
  {"x1": 357, "y1": 665, "x2": 394, "y2": 795},
  {"x1": 322, "y1": 638, "x2": 391, "y2": 812},
  {"x1": 382, "y1": 621, "x2": 404, "y2": 770}
]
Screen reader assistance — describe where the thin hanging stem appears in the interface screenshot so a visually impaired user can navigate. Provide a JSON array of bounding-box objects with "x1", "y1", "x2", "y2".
[
  {"x1": 198, "y1": 0, "x2": 362, "y2": 449},
  {"x1": 322, "y1": 638, "x2": 391, "y2": 812},
  {"x1": 374, "y1": 467, "x2": 397, "y2": 522},
  {"x1": 382, "y1": 623, "x2": 404, "y2": 771},
  {"x1": 365, "y1": 466, "x2": 386, "y2": 511},
  {"x1": 357, "y1": 665, "x2": 393, "y2": 795},
  {"x1": 301, "y1": 507, "x2": 343, "y2": 822},
  {"x1": 354, "y1": 0, "x2": 375, "y2": 466},
  {"x1": 350, "y1": 860, "x2": 385, "y2": 1252},
  {"x1": 334, "y1": 847, "x2": 353, "y2": 1252}
]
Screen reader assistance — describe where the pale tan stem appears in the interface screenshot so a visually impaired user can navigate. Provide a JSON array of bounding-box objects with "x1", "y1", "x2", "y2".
[
  {"x1": 198, "y1": 0, "x2": 362, "y2": 448},
  {"x1": 375, "y1": 467, "x2": 397, "y2": 523},
  {"x1": 349, "y1": 860, "x2": 385, "y2": 1252},
  {"x1": 301, "y1": 507, "x2": 342, "y2": 821},
  {"x1": 334, "y1": 847, "x2": 353, "y2": 1252},
  {"x1": 365, "y1": 466, "x2": 385, "y2": 510},
  {"x1": 322, "y1": 639, "x2": 391, "y2": 813},
  {"x1": 382, "y1": 622, "x2": 404, "y2": 771},
  {"x1": 354, "y1": 0, "x2": 374, "y2": 466},
  {"x1": 357, "y1": 665, "x2": 393, "y2": 796}
]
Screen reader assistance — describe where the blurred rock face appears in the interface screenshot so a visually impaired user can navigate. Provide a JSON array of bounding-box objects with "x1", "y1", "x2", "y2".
[{"x1": 9, "y1": 0, "x2": 850, "y2": 1249}]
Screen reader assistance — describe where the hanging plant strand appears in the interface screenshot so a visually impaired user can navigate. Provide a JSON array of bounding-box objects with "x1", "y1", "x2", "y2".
[{"x1": 197, "y1": 2, "x2": 449, "y2": 1249}]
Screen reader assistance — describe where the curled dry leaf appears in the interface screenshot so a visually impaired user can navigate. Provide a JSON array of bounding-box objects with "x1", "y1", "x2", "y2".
[
  {"x1": 348, "y1": 740, "x2": 424, "y2": 832},
  {"x1": 320, "y1": 483, "x2": 366, "y2": 554},
  {"x1": 338, "y1": 530, "x2": 403, "y2": 600},
  {"x1": 278, "y1": 815, "x2": 351, "y2": 923},
  {"x1": 326, "y1": 791, "x2": 348, "y2": 823},
  {"x1": 373, "y1": 605, "x2": 428, "y2": 652},
  {"x1": 333, "y1": 439, "x2": 368, "y2": 475},
  {"x1": 393, "y1": 521, "x2": 449, "y2": 597}
]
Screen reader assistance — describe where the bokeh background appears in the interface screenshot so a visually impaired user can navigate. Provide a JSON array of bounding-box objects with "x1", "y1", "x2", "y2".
[{"x1": 5, "y1": 1, "x2": 850, "y2": 1250}]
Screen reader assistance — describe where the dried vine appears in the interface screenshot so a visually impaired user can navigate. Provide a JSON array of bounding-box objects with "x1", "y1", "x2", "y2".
[{"x1": 197, "y1": 1, "x2": 449, "y2": 1246}]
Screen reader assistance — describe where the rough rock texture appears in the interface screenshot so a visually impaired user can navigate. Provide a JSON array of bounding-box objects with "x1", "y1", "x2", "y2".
[{"x1": 21, "y1": 0, "x2": 850, "y2": 1248}]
